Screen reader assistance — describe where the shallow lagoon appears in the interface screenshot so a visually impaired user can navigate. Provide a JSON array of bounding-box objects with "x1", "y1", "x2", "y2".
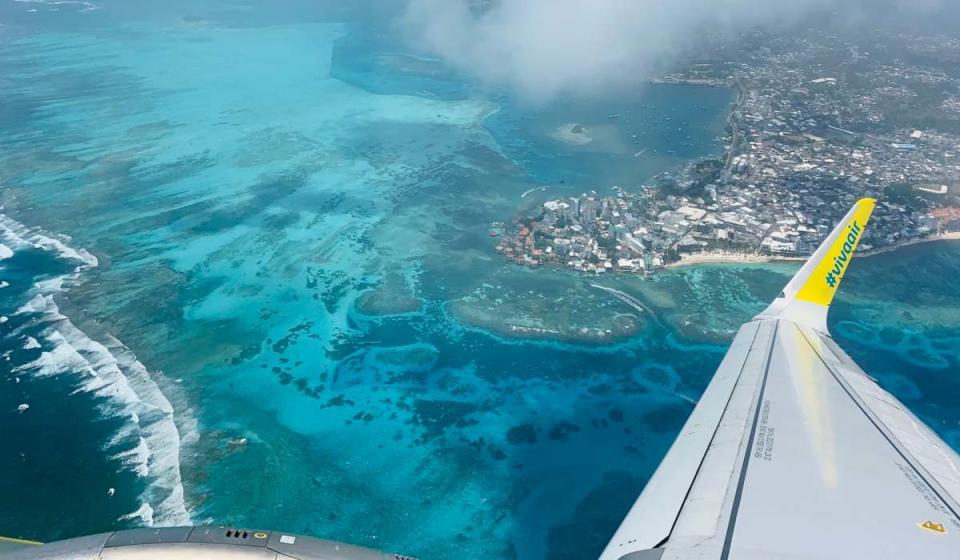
[{"x1": 1, "y1": 3, "x2": 959, "y2": 560}]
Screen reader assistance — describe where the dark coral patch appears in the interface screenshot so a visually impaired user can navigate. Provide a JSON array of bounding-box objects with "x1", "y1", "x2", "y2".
[
  {"x1": 544, "y1": 471, "x2": 647, "y2": 560},
  {"x1": 506, "y1": 424, "x2": 537, "y2": 445},
  {"x1": 548, "y1": 421, "x2": 581, "y2": 441},
  {"x1": 408, "y1": 399, "x2": 480, "y2": 442},
  {"x1": 640, "y1": 401, "x2": 692, "y2": 433}
]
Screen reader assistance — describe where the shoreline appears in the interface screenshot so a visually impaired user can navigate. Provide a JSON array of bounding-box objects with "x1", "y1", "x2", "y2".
[
  {"x1": 1, "y1": 210, "x2": 193, "y2": 526},
  {"x1": 666, "y1": 232, "x2": 960, "y2": 269},
  {"x1": 858, "y1": 231, "x2": 960, "y2": 257}
]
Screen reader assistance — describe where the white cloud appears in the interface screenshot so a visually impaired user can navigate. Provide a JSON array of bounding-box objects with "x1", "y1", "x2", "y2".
[{"x1": 399, "y1": 0, "x2": 936, "y2": 101}]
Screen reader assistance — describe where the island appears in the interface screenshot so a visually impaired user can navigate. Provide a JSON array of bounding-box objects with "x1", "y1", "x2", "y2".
[{"x1": 498, "y1": 29, "x2": 960, "y2": 274}]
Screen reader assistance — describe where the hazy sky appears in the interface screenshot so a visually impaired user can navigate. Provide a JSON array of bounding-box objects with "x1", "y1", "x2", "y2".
[{"x1": 400, "y1": 0, "x2": 948, "y2": 101}]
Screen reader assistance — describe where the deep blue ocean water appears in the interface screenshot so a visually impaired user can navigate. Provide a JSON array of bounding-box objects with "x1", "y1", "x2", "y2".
[{"x1": 1, "y1": 2, "x2": 959, "y2": 560}]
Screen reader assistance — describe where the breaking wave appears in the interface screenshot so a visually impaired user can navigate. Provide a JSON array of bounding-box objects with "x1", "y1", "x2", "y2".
[
  {"x1": 0, "y1": 214, "x2": 98, "y2": 269},
  {"x1": 12, "y1": 0, "x2": 101, "y2": 14},
  {"x1": 2, "y1": 212, "x2": 192, "y2": 526}
]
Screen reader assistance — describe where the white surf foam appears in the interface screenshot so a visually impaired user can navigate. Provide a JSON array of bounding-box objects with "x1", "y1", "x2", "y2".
[
  {"x1": 14, "y1": 294, "x2": 193, "y2": 526},
  {"x1": 0, "y1": 213, "x2": 97, "y2": 269},
  {"x1": 119, "y1": 503, "x2": 155, "y2": 525},
  {"x1": 13, "y1": 0, "x2": 100, "y2": 13},
  {"x1": 3, "y1": 212, "x2": 191, "y2": 526},
  {"x1": 0, "y1": 243, "x2": 12, "y2": 260},
  {"x1": 23, "y1": 336, "x2": 41, "y2": 349}
]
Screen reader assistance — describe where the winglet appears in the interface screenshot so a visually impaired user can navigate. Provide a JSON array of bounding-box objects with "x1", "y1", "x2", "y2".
[{"x1": 755, "y1": 198, "x2": 876, "y2": 333}]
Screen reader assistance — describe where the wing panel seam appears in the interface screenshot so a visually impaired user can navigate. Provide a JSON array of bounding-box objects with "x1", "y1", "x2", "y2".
[
  {"x1": 719, "y1": 320, "x2": 780, "y2": 560},
  {"x1": 795, "y1": 325, "x2": 960, "y2": 522},
  {"x1": 662, "y1": 322, "x2": 766, "y2": 543}
]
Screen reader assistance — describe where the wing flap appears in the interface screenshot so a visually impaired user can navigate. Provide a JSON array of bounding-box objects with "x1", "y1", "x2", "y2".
[
  {"x1": 601, "y1": 199, "x2": 960, "y2": 560},
  {"x1": 599, "y1": 321, "x2": 776, "y2": 559}
]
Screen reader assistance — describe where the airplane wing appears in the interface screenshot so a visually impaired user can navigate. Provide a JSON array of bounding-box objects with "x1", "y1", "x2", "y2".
[
  {"x1": 600, "y1": 198, "x2": 960, "y2": 560},
  {"x1": 0, "y1": 537, "x2": 41, "y2": 555}
]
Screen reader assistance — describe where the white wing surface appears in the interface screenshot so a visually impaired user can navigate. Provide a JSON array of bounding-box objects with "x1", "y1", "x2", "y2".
[{"x1": 601, "y1": 199, "x2": 960, "y2": 560}]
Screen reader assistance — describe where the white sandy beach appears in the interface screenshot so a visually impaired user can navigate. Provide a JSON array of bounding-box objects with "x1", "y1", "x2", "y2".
[{"x1": 666, "y1": 232, "x2": 960, "y2": 269}]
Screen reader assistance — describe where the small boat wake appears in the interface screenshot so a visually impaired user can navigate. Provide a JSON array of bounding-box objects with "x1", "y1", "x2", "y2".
[
  {"x1": 589, "y1": 283, "x2": 651, "y2": 315},
  {"x1": 521, "y1": 186, "x2": 548, "y2": 199}
]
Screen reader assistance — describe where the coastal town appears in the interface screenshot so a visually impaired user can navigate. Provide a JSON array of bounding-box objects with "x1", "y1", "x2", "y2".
[{"x1": 497, "y1": 29, "x2": 960, "y2": 274}]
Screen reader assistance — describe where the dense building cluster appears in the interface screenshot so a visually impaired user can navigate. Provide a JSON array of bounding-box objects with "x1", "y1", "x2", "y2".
[{"x1": 499, "y1": 29, "x2": 960, "y2": 273}]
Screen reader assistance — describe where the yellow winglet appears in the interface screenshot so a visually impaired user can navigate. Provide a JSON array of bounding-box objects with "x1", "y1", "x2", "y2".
[
  {"x1": 756, "y1": 198, "x2": 877, "y2": 333},
  {"x1": 794, "y1": 198, "x2": 876, "y2": 307}
]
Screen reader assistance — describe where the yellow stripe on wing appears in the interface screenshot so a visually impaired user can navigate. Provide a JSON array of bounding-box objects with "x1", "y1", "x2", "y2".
[
  {"x1": 0, "y1": 536, "x2": 42, "y2": 546},
  {"x1": 795, "y1": 198, "x2": 876, "y2": 307}
]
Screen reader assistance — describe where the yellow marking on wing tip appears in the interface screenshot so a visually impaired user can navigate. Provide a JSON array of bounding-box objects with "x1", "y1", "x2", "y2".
[
  {"x1": 920, "y1": 520, "x2": 947, "y2": 534},
  {"x1": 795, "y1": 198, "x2": 876, "y2": 307},
  {"x1": 0, "y1": 536, "x2": 42, "y2": 546}
]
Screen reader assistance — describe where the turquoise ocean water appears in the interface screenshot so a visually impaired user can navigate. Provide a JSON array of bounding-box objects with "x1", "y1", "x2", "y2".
[{"x1": 1, "y1": 2, "x2": 959, "y2": 559}]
